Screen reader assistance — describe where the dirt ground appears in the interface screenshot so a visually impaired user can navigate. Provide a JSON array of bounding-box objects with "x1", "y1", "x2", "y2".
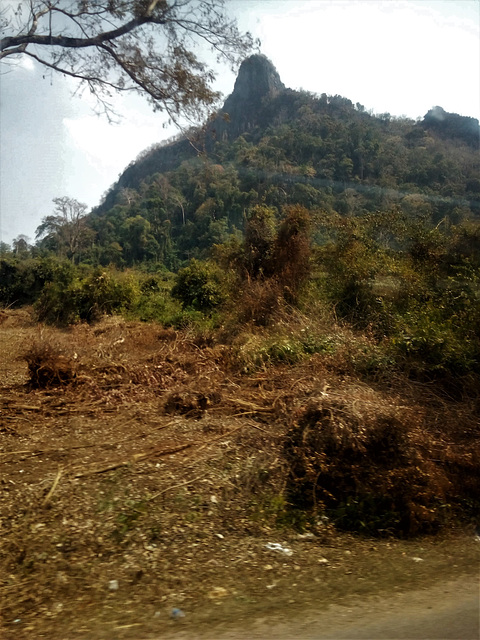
[{"x1": 1, "y1": 309, "x2": 479, "y2": 640}]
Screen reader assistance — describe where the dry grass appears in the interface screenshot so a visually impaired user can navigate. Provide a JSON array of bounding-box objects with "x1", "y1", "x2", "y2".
[
  {"x1": 1, "y1": 309, "x2": 479, "y2": 639},
  {"x1": 284, "y1": 390, "x2": 452, "y2": 535},
  {"x1": 24, "y1": 339, "x2": 77, "y2": 388}
]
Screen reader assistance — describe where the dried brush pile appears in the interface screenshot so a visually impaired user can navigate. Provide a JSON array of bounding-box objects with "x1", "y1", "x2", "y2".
[
  {"x1": 283, "y1": 391, "x2": 451, "y2": 536},
  {"x1": 163, "y1": 390, "x2": 222, "y2": 418},
  {"x1": 24, "y1": 340, "x2": 77, "y2": 388}
]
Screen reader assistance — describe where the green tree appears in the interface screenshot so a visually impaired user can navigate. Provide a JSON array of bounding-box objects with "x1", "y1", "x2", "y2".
[
  {"x1": 12, "y1": 234, "x2": 31, "y2": 257},
  {"x1": 318, "y1": 217, "x2": 382, "y2": 326},
  {"x1": 36, "y1": 197, "x2": 95, "y2": 262},
  {"x1": 0, "y1": 241, "x2": 12, "y2": 257},
  {"x1": 171, "y1": 258, "x2": 225, "y2": 312},
  {"x1": 120, "y1": 215, "x2": 153, "y2": 263}
]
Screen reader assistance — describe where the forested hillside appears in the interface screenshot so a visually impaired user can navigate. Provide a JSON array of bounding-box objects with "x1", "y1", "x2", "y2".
[
  {"x1": 4, "y1": 19, "x2": 480, "y2": 639},
  {"x1": 85, "y1": 55, "x2": 479, "y2": 268},
  {"x1": 2, "y1": 54, "x2": 480, "y2": 390},
  {"x1": 1, "y1": 54, "x2": 480, "y2": 545}
]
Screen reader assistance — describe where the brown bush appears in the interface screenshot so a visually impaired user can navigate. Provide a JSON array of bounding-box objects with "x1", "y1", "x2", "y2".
[
  {"x1": 271, "y1": 205, "x2": 312, "y2": 304},
  {"x1": 24, "y1": 340, "x2": 77, "y2": 388},
  {"x1": 157, "y1": 327, "x2": 178, "y2": 342},
  {"x1": 283, "y1": 393, "x2": 450, "y2": 536},
  {"x1": 163, "y1": 389, "x2": 222, "y2": 418},
  {"x1": 235, "y1": 278, "x2": 284, "y2": 326}
]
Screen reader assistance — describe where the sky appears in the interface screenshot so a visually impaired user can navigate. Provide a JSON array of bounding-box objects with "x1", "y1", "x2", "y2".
[{"x1": 1, "y1": 0, "x2": 479, "y2": 246}]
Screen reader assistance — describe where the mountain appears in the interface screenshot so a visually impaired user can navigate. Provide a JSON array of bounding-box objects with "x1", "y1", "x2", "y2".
[
  {"x1": 210, "y1": 54, "x2": 285, "y2": 141},
  {"x1": 88, "y1": 55, "x2": 480, "y2": 267},
  {"x1": 97, "y1": 55, "x2": 286, "y2": 213},
  {"x1": 421, "y1": 106, "x2": 480, "y2": 148}
]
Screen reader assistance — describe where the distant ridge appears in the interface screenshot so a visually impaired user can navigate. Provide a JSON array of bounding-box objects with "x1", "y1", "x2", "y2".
[
  {"x1": 96, "y1": 55, "x2": 479, "y2": 214},
  {"x1": 421, "y1": 106, "x2": 479, "y2": 149}
]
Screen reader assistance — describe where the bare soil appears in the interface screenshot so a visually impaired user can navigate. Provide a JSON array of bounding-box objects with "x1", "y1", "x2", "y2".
[{"x1": 1, "y1": 309, "x2": 479, "y2": 639}]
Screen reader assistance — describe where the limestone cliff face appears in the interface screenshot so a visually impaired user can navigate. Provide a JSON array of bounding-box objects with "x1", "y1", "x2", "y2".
[
  {"x1": 97, "y1": 55, "x2": 286, "y2": 212},
  {"x1": 224, "y1": 54, "x2": 285, "y2": 109},
  {"x1": 212, "y1": 54, "x2": 285, "y2": 140}
]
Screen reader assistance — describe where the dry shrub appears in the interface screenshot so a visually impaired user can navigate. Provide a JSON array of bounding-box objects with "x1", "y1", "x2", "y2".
[
  {"x1": 236, "y1": 278, "x2": 284, "y2": 326},
  {"x1": 157, "y1": 327, "x2": 177, "y2": 341},
  {"x1": 24, "y1": 340, "x2": 77, "y2": 388},
  {"x1": 283, "y1": 392, "x2": 450, "y2": 536},
  {"x1": 271, "y1": 204, "x2": 312, "y2": 305},
  {"x1": 163, "y1": 389, "x2": 221, "y2": 418}
]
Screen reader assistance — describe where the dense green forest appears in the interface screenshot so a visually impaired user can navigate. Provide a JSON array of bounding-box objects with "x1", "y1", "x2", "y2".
[{"x1": 2, "y1": 55, "x2": 480, "y2": 394}]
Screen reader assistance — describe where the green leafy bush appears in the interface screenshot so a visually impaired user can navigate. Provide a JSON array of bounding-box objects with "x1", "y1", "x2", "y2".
[
  {"x1": 35, "y1": 268, "x2": 139, "y2": 325},
  {"x1": 391, "y1": 311, "x2": 479, "y2": 379},
  {"x1": 0, "y1": 257, "x2": 75, "y2": 307},
  {"x1": 171, "y1": 259, "x2": 226, "y2": 312}
]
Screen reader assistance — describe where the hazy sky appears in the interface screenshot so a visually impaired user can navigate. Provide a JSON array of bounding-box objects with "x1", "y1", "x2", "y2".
[{"x1": 1, "y1": 0, "x2": 479, "y2": 246}]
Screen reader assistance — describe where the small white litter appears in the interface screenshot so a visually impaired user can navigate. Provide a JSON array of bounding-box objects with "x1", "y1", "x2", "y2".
[{"x1": 265, "y1": 542, "x2": 293, "y2": 556}]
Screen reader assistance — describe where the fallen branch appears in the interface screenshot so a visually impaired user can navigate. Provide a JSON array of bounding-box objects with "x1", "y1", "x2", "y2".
[
  {"x1": 42, "y1": 467, "x2": 63, "y2": 506},
  {"x1": 0, "y1": 420, "x2": 177, "y2": 458},
  {"x1": 223, "y1": 397, "x2": 273, "y2": 413},
  {"x1": 245, "y1": 421, "x2": 284, "y2": 438},
  {"x1": 3, "y1": 404, "x2": 42, "y2": 411},
  {"x1": 196, "y1": 425, "x2": 245, "y2": 452}
]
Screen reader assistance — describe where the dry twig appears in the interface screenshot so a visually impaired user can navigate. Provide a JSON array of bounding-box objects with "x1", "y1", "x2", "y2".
[{"x1": 42, "y1": 467, "x2": 64, "y2": 506}]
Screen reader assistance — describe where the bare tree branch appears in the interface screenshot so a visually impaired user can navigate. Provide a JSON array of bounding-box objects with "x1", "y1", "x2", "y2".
[{"x1": 0, "y1": 0, "x2": 258, "y2": 122}]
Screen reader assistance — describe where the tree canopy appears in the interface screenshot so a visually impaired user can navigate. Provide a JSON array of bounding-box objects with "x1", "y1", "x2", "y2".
[
  {"x1": 36, "y1": 196, "x2": 94, "y2": 262},
  {"x1": 0, "y1": 0, "x2": 256, "y2": 120}
]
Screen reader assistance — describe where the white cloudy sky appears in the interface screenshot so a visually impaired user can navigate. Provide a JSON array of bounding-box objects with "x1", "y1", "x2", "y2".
[{"x1": 1, "y1": 0, "x2": 479, "y2": 245}]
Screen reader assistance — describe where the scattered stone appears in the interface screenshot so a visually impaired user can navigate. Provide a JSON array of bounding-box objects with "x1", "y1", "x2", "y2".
[{"x1": 208, "y1": 586, "x2": 228, "y2": 600}]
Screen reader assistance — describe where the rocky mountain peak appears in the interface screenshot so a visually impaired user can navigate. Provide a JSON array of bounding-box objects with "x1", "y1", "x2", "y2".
[
  {"x1": 421, "y1": 106, "x2": 480, "y2": 148},
  {"x1": 227, "y1": 54, "x2": 285, "y2": 106},
  {"x1": 211, "y1": 54, "x2": 285, "y2": 141}
]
